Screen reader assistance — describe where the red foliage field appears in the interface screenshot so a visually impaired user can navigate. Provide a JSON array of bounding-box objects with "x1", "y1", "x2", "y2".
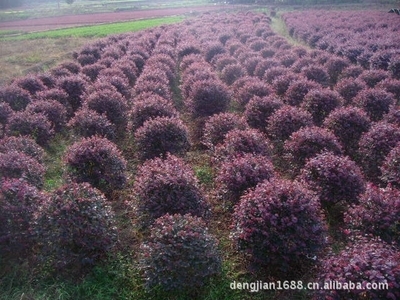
[{"x1": 0, "y1": 5, "x2": 226, "y2": 32}]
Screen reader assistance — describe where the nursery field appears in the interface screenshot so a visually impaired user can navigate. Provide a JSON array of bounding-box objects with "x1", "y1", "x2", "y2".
[{"x1": 0, "y1": 6, "x2": 400, "y2": 300}]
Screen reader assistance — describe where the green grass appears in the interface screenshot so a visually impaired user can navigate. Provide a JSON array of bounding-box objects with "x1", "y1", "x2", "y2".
[{"x1": 1, "y1": 16, "x2": 184, "y2": 41}]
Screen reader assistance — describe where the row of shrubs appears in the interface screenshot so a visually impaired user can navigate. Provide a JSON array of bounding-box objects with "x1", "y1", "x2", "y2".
[{"x1": 1, "y1": 10, "x2": 400, "y2": 298}]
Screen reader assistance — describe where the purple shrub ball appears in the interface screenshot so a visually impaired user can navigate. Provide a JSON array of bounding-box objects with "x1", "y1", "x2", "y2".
[
  {"x1": 231, "y1": 178, "x2": 327, "y2": 277},
  {"x1": 216, "y1": 153, "x2": 275, "y2": 204},
  {"x1": 133, "y1": 154, "x2": 209, "y2": 227},
  {"x1": 57, "y1": 74, "x2": 87, "y2": 112},
  {"x1": 388, "y1": 53, "x2": 400, "y2": 79},
  {"x1": 314, "y1": 236, "x2": 400, "y2": 300},
  {"x1": 233, "y1": 77, "x2": 273, "y2": 107},
  {"x1": 0, "y1": 85, "x2": 32, "y2": 111},
  {"x1": 301, "y1": 88, "x2": 343, "y2": 126},
  {"x1": 83, "y1": 86, "x2": 129, "y2": 131},
  {"x1": 325, "y1": 57, "x2": 350, "y2": 85},
  {"x1": 204, "y1": 42, "x2": 226, "y2": 63},
  {"x1": 65, "y1": 136, "x2": 127, "y2": 195},
  {"x1": 377, "y1": 78, "x2": 400, "y2": 105},
  {"x1": 345, "y1": 183, "x2": 400, "y2": 246},
  {"x1": 68, "y1": 109, "x2": 116, "y2": 141},
  {"x1": 140, "y1": 214, "x2": 221, "y2": 291},
  {"x1": 134, "y1": 116, "x2": 190, "y2": 162},
  {"x1": 323, "y1": 107, "x2": 371, "y2": 157},
  {"x1": 202, "y1": 112, "x2": 247, "y2": 150},
  {"x1": 299, "y1": 152, "x2": 365, "y2": 210},
  {"x1": 186, "y1": 79, "x2": 230, "y2": 118},
  {"x1": 129, "y1": 93, "x2": 178, "y2": 132},
  {"x1": 358, "y1": 121, "x2": 400, "y2": 181},
  {"x1": 12, "y1": 75, "x2": 46, "y2": 95},
  {"x1": 284, "y1": 78, "x2": 321, "y2": 106},
  {"x1": 380, "y1": 143, "x2": 400, "y2": 188},
  {"x1": 0, "y1": 151, "x2": 45, "y2": 189},
  {"x1": 244, "y1": 95, "x2": 283, "y2": 133},
  {"x1": 220, "y1": 64, "x2": 246, "y2": 86},
  {"x1": 266, "y1": 105, "x2": 314, "y2": 145},
  {"x1": 284, "y1": 126, "x2": 343, "y2": 175},
  {"x1": 34, "y1": 88, "x2": 73, "y2": 116},
  {"x1": 301, "y1": 65, "x2": 330, "y2": 87},
  {"x1": 0, "y1": 178, "x2": 48, "y2": 256},
  {"x1": 354, "y1": 88, "x2": 394, "y2": 122},
  {"x1": 0, "y1": 136, "x2": 45, "y2": 164},
  {"x1": 213, "y1": 128, "x2": 272, "y2": 163},
  {"x1": 359, "y1": 69, "x2": 390, "y2": 88},
  {"x1": 6, "y1": 111, "x2": 54, "y2": 147},
  {"x1": 334, "y1": 78, "x2": 366, "y2": 105},
  {"x1": 26, "y1": 100, "x2": 68, "y2": 133},
  {"x1": 33, "y1": 182, "x2": 117, "y2": 274},
  {"x1": 0, "y1": 102, "x2": 12, "y2": 134}
]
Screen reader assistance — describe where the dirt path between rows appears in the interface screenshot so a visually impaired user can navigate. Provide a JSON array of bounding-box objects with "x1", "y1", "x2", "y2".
[{"x1": 0, "y1": 5, "x2": 228, "y2": 32}]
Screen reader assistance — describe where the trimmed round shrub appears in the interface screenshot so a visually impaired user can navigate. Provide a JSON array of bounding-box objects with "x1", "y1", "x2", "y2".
[
  {"x1": 388, "y1": 53, "x2": 400, "y2": 79},
  {"x1": 0, "y1": 85, "x2": 32, "y2": 111},
  {"x1": 97, "y1": 69, "x2": 131, "y2": 99},
  {"x1": 335, "y1": 78, "x2": 366, "y2": 105},
  {"x1": 214, "y1": 128, "x2": 272, "y2": 163},
  {"x1": 325, "y1": 57, "x2": 350, "y2": 85},
  {"x1": 35, "y1": 88, "x2": 72, "y2": 116},
  {"x1": 177, "y1": 42, "x2": 201, "y2": 59},
  {"x1": 284, "y1": 79, "x2": 321, "y2": 106},
  {"x1": 57, "y1": 74, "x2": 87, "y2": 112},
  {"x1": 33, "y1": 182, "x2": 117, "y2": 273},
  {"x1": 111, "y1": 58, "x2": 139, "y2": 86},
  {"x1": 244, "y1": 95, "x2": 283, "y2": 133},
  {"x1": 384, "y1": 107, "x2": 400, "y2": 127},
  {"x1": 216, "y1": 153, "x2": 274, "y2": 203},
  {"x1": 0, "y1": 136, "x2": 45, "y2": 164},
  {"x1": 65, "y1": 136, "x2": 127, "y2": 194},
  {"x1": 220, "y1": 64, "x2": 246, "y2": 86},
  {"x1": 301, "y1": 89, "x2": 343, "y2": 126},
  {"x1": 134, "y1": 79, "x2": 172, "y2": 101},
  {"x1": 284, "y1": 126, "x2": 343, "y2": 175},
  {"x1": 301, "y1": 65, "x2": 330, "y2": 87},
  {"x1": 134, "y1": 116, "x2": 190, "y2": 162},
  {"x1": 253, "y1": 58, "x2": 280, "y2": 79},
  {"x1": 26, "y1": 100, "x2": 68, "y2": 133},
  {"x1": 0, "y1": 178, "x2": 48, "y2": 256},
  {"x1": 233, "y1": 77, "x2": 273, "y2": 107},
  {"x1": 205, "y1": 42, "x2": 226, "y2": 63},
  {"x1": 314, "y1": 236, "x2": 400, "y2": 300},
  {"x1": 359, "y1": 69, "x2": 390, "y2": 88},
  {"x1": 81, "y1": 63, "x2": 106, "y2": 82},
  {"x1": 0, "y1": 151, "x2": 45, "y2": 189},
  {"x1": 6, "y1": 111, "x2": 54, "y2": 146},
  {"x1": 213, "y1": 54, "x2": 237, "y2": 72},
  {"x1": 299, "y1": 152, "x2": 365, "y2": 209},
  {"x1": 140, "y1": 214, "x2": 221, "y2": 291},
  {"x1": 13, "y1": 75, "x2": 46, "y2": 95},
  {"x1": 133, "y1": 154, "x2": 208, "y2": 227},
  {"x1": 129, "y1": 93, "x2": 178, "y2": 132},
  {"x1": 344, "y1": 184, "x2": 400, "y2": 246},
  {"x1": 339, "y1": 65, "x2": 364, "y2": 80},
  {"x1": 323, "y1": 107, "x2": 371, "y2": 157},
  {"x1": 186, "y1": 79, "x2": 230, "y2": 118},
  {"x1": 266, "y1": 105, "x2": 314, "y2": 145},
  {"x1": 358, "y1": 121, "x2": 400, "y2": 181},
  {"x1": 263, "y1": 66, "x2": 289, "y2": 84},
  {"x1": 380, "y1": 143, "x2": 400, "y2": 188},
  {"x1": 59, "y1": 61, "x2": 81, "y2": 74},
  {"x1": 354, "y1": 88, "x2": 394, "y2": 122},
  {"x1": 202, "y1": 112, "x2": 247, "y2": 150},
  {"x1": 83, "y1": 86, "x2": 129, "y2": 130},
  {"x1": 0, "y1": 102, "x2": 12, "y2": 133},
  {"x1": 68, "y1": 109, "x2": 116, "y2": 141},
  {"x1": 231, "y1": 178, "x2": 327, "y2": 277},
  {"x1": 271, "y1": 73, "x2": 300, "y2": 97},
  {"x1": 377, "y1": 78, "x2": 400, "y2": 104}
]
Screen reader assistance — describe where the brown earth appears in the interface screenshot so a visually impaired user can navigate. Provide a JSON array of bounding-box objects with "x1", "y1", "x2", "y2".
[{"x1": 0, "y1": 5, "x2": 228, "y2": 32}]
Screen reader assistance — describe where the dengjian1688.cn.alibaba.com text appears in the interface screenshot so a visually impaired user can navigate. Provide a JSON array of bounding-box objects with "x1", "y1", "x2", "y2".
[{"x1": 230, "y1": 280, "x2": 389, "y2": 293}]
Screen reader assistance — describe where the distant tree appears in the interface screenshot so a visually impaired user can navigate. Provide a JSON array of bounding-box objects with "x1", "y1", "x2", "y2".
[{"x1": 65, "y1": 0, "x2": 74, "y2": 4}]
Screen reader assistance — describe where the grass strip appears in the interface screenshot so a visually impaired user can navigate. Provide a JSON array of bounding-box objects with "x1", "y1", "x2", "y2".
[{"x1": 1, "y1": 16, "x2": 184, "y2": 41}]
